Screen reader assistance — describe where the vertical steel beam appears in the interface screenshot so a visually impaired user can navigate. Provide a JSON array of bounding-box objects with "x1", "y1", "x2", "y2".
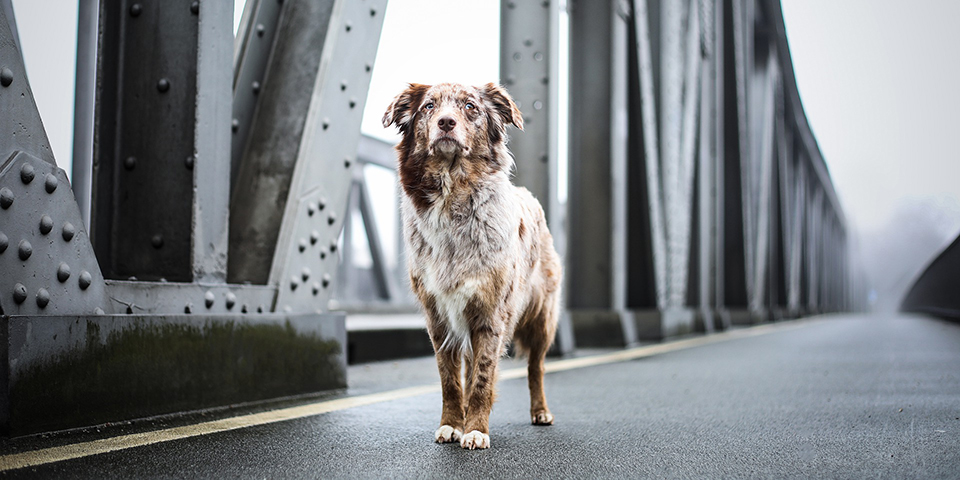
[
  {"x1": 72, "y1": 0, "x2": 98, "y2": 230},
  {"x1": 92, "y1": 0, "x2": 230, "y2": 283}
]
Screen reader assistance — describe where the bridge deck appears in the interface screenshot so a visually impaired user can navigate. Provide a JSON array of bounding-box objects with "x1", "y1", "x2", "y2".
[{"x1": 2, "y1": 314, "x2": 958, "y2": 478}]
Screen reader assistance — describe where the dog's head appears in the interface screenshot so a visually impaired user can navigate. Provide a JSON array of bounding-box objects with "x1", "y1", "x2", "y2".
[{"x1": 382, "y1": 82, "x2": 523, "y2": 165}]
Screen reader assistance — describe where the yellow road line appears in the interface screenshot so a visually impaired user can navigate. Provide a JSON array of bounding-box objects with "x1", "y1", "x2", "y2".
[{"x1": 0, "y1": 318, "x2": 815, "y2": 471}]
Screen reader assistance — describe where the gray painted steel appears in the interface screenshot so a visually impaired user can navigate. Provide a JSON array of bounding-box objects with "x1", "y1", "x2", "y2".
[{"x1": 901, "y1": 235, "x2": 960, "y2": 320}]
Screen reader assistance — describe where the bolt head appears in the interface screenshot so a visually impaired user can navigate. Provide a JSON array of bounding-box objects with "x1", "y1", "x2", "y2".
[
  {"x1": 151, "y1": 234, "x2": 164, "y2": 249},
  {"x1": 290, "y1": 277, "x2": 299, "y2": 291},
  {"x1": 0, "y1": 187, "x2": 13, "y2": 209},
  {"x1": 185, "y1": 155, "x2": 195, "y2": 170},
  {"x1": 157, "y1": 78, "x2": 170, "y2": 92},
  {"x1": 225, "y1": 292, "x2": 237, "y2": 309},
  {"x1": 44, "y1": 173, "x2": 58, "y2": 193},
  {"x1": 129, "y1": 3, "x2": 142, "y2": 16},
  {"x1": 124, "y1": 156, "x2": 137, "y2": 170},
  {"x1": 20, "y1": 163, "x2": 35, "y2": 184},
  {"x1": 301, "y1": 267, "x2": 311, "y2": 281},
  {"x1": 36, "y1": 288, "x2": 50, "y2": 308},
  {"x1": 321, "y1": 274, "x2": 331, "y2": 288},
  {"x1": 39, "y1": 215, "x2": 53, "y2": 235},
  {"x1": 13, "y1": 283, "x2": 27, "y2": 304},
  {"x1": 57, "y1": 262, "x2": 71, "y2": 282},
  {"x1": 78, "y1": 271, "x2": 93, "y2": 290},
  {"x1": 62, "y1": 222, "x2": 76, "y2": 241},
  {"x1": 204, "y1": 290, "x2": 215, "y2": 308},
  {"x1": 0, "y1": 67, "x2": 13, "y2": 87},
  {"x1": 18, "y1": 239, "x2": 32, "y2": 261},
  {"x1": 190, "y1": 1, "x2": 199, "y2": 15}
]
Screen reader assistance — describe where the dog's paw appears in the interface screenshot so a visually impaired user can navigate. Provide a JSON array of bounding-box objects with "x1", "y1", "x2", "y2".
[
  {"x1": 531, "y1": 410, "x2": 554, "y2": 425},
  {"x1": 459, "y1": 430, "x2": 490, "y2": 450},
  {"x1": 434, "y1": 425, "x2": 462, "y2": 444}
]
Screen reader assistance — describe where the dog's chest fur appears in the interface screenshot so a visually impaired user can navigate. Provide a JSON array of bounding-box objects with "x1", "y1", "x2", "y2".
[{"x1": 403, "y1": 172, "x2": 529, "y2": 347}]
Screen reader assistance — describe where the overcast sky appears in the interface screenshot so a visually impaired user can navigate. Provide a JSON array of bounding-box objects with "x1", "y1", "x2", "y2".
[{"x1": 11, "y1": 0, "x2": 960, "y2": 247}]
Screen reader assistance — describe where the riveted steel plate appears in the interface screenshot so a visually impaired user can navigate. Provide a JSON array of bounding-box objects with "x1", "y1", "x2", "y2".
[
  {"x1": 0, "y1": 152, "x2": 112, "y2": 315},
  {"x1": 271, "y1": 0, "x2": 387, "y2": 313}
]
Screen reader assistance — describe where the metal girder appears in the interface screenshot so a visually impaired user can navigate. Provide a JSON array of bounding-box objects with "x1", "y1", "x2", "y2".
[
  {"x1": 268, "y1": 0, "x2": 387, "y2": 313},
  {"x1": 91, "y1": 0, "x2": 232, "y2": 284},
  {"x1": 0, "y1": 6, "x2": 112, "y2": 316}
]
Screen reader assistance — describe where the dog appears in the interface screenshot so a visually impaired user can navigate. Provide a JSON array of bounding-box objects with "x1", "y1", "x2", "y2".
[{"x1": 383, "y1": 83, "x2": 562, "y2": 450}]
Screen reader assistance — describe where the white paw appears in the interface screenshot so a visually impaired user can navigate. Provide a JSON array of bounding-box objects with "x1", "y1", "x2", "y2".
[
  {"x1": 459, "y1": 430, "x2": 490, "y2": 450},
  {"x1": 532, "y1": 411, "x2": 554, "y2": 425},
  {"x1": 434, "y1": 425, "x2": 462, "y2": 443}
]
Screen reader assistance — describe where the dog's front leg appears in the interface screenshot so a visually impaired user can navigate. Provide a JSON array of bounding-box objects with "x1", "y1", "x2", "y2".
[
  {"x1": 427, "y1": 329, "x2": 464, "y2": 443},
  {"x1": 461, "y1": 328, "x2": 501, "y2": 450}
]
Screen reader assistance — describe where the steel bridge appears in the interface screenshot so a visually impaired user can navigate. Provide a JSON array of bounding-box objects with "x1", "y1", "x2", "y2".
[
  {"x1": 0, "y1": 0, "x2": 856, "y2": 435},
  {"x1": 4, "y1": 1, "x2": 956, "y2": 475}
]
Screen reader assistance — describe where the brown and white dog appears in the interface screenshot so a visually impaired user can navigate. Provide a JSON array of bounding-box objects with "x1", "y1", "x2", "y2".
[{"x1": 383, "y1": 83, "x2": 562, "y2": 450}]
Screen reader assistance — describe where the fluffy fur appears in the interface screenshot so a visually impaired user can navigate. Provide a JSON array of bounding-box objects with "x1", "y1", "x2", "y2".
[{"x1": 383, "y1": 82, "x2": 562, "y2": 450}]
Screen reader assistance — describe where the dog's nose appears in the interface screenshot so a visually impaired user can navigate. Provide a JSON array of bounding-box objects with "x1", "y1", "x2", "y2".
[{"x1": 438, "y1": 116, "x2": 456, "y2": 132}]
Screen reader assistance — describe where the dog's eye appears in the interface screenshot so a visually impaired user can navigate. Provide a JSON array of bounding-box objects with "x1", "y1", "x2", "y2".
[
  {"x1": 464, "y1": 102, "x2": 475, "y2": 110},
  {"x1": 423, "y1": 102, "x2": 434, "y2": 110}
]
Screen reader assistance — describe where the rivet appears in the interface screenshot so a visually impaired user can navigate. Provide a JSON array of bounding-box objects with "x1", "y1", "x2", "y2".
[
  {"x1": 256, "y1": 24, "x2": 266, "y2": 37},
  {"x1": 283, "y1": 305, "x2": 292, "y2": 313},
  {"x1": 232, "y1": 118, "x2": 240, "y2": 133},
  {"x1": 13, "y1": 283, "x2": 27, "y2": 304},
  {"x1": 185, "y1": 155, "x2": 195, "y2": 170},
  {"x1": 0, "y1": 67, "x2": 13, "y2": 87},
  {"x1": 62, "y1": 222, "x2": 76, "y2": 241},
  {"x1": 290, "y1": 277, "x2": 299, "y2": 291},
  {"x1": 344, "y1": 158, "x2": 351, "y2": 169},
  {"x1": 190, "y1": 1, "x2": 199, "y2": 15},
  {"x1": 126, "y1": 305, "x2": 134, "y2": 314},
  {"x1": 322, "y1": 119, "x2": 330, "y2": 130},
  {"x1": 507, "y1": 1, "x2": 516, "y2": 8},
  {"x1": 349, "y1": 98, "x2": 356, "y2": 109},
  {"x1": 524, "y1": 38, "x2": 533, "y2": 47},
  {"x1": 42, "y1": 173, "x2": 58, "y2": 193},
  {"x1": 94, "y1": 307, "x2": 105, "y2": 315},
  {"x1": 307, "y1": 202, "x2": 316, "y2": 216},
  {"x1": 318, "y1": 198, "x2": 326, "y2": 210},
  {"x1": 327, "y1": 213, "x2": 336, "y2": 226},
  {"x1": 257, "y1": 305, "x2": 264, "y2": 313},
  {"x1": 542, "y1": 0, "x2": 549, "y2": 7},
  {"x1": 204, "y1": 290, "x2": 215, "y2": 308},
  {"x1": 370, "y1": 8, "x2": 376, "y2": 16},
  {"x1": 534, "y1": 51, "x2": 543, "y2": 61},
  {"x1": 541, "y1": 76, "x2": 549, "y2": 85},
  {"x1": 252, "y1": 81, "x2": 260, "y2": 94},
  {"x1": 241, "y1": 304, "x2": 248, "y2": 313},
  {"x1": 312, "y1": 283, "x2": 319, "y2": 296},
  {"x1": 78, "y1": 271, "x2": 93, "y2": 290},
  {"x1": 341, "y1": 82, "x2": 347, "y2": 91},
  {"x1": 185, "y1": 303, "x2": 193, "y2": 314},
  {"x1": 157, "y1": 78, "x2": 170, "y2": 92},
  {"x1": 513, "y1": 52, "x2": 521, "y2": 62},
  {"x1": 301, "y1": 267, "x2": 310, "y2": 281},
  {"x1": 124, "y1": 156, "x2": 136, "y2": 170},
  {"x1": 365, "y1": 64, "x2": 371, "y2": 73},
  {"x1": 39, "y1": 215, "x2": 53, "y2": 235},
  {"x1": 321, "y1": 274, "x2": 331, "y2": 288},
  {"x1": 345, "y1": 23, "x2": 352, "y2": 32},
  {"x1": 36, "y1": 288, "x2": 50, "y2": 308},
  {"x1": 0, "y1": 188, "x2": 12, "y2": 209},
  {"x1": 151, "y1": 234, "x2": 164, "y2": 249},
  {"x1": 18, "y1": 239, "x2": 32, "y2": 260},
  {"x1": 129, "y1": 3, "x2": 142, "y2": 17},
  {"x1": 310, "y1": 230, "x2": 319, "y2": 245},
  {"x1": 20, "y1": 163, "x2": 35, "y2": 184},
  {"x1": 320, "y1": 251, "x2": 326, "y2": 260},
  {"x1": 128, "y1": 276, "x2": 137, "y2": 281},
  {"x1": 0, "y1": 232, "x2": 7, "y2": 253},
  {"x1": 329, "y1": 241, "x2": 337, "y2": 253},
  {"x1": 298, "y1": 239, "x2": 307, "y2": 252},
  {"x1": 225, "y1": 292, "x2": 236, "y2": 310}
]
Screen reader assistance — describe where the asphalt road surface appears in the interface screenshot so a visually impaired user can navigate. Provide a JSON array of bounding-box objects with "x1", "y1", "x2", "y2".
[{"x1": 2, "y1": 313, "x2": 959, "y2": 478}]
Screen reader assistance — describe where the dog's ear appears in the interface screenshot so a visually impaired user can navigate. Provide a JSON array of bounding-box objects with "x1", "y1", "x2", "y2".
[
  {"x1": 480, "y1": 83, "x2": 523, "y2": 131},
  {"x1": 382, "y1": 83, "x2": 430, "y2": 130}
]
